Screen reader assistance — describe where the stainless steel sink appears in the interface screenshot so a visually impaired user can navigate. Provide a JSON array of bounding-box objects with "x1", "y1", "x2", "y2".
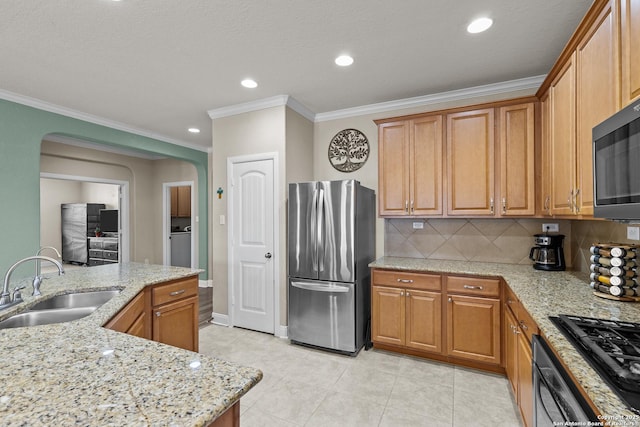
[
  {"x1": 0, "y1": 289, "x2": 122, "y2": 329},
  {"x1": 29, "y1": 289, "x2": 122, "y2": 310}
]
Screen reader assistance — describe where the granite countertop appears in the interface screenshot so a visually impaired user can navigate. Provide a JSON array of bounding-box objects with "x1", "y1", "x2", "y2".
[
  {"x1": 371, "y1": 256, "x2": 640, "y2": 425},
  {"x1": 0, "y1": 262, "x2": 262, "y2": 427}
]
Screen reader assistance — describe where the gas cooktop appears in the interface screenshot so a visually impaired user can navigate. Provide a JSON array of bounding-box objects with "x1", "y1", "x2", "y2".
[{"x1": 550, "y1": 315, "x2": 640, "y2": 415}]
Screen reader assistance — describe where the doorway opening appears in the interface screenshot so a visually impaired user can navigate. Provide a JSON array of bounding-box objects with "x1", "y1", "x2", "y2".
[
  {"x1": 39, "y1": 173, "x2": 130, "y2": 270},
  {"x1": 163, "y1": 181, "x2": 195, "y2": 268}
]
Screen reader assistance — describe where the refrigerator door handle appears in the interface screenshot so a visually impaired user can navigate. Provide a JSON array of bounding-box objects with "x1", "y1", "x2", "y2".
[
  {"x1": 310, "y1": 189, "x2": 318, "y2": 273},
  {"x1": 317, "y1": 187, "x2": 325, "y2": 273},
  {"x1": 291, "y1": 281, "x2": 350, "y2": 293}
]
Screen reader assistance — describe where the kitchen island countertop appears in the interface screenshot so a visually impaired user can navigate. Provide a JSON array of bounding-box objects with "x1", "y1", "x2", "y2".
[
  {"x1": 370, "y1": 256, "x2": 640, "y2": 425},
  {"x1": 0, "y1": 262, "x2": 262, "y2": 427}
]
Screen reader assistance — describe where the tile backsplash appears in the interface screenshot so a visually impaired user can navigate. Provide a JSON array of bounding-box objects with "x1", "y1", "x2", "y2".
[
  {"x1": 385, "y1": 217, "x2": 635, "y2": 274},
  {"x1": 385, "y1": 218, "x2": 572, "y2": 266}
]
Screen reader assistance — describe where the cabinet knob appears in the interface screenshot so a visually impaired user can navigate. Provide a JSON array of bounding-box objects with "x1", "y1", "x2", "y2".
[
  {"x1": 448, "y1": 297, "x2": 452, "y2": 303},
  {"x1": 156, "y1": 312, "x2": 161, "y2": 317},
  {"x1": 406, "y1": 291, "x2": 410, "y2": 297}
]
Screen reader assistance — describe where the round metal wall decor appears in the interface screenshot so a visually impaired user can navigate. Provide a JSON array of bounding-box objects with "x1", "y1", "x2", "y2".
[{"x1": 328, "y1": 128, "x2": 370, "y2": 172}]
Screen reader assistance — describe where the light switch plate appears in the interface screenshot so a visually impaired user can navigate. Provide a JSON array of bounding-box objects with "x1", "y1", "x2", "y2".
[
  {"x1": 542, "y1": 223, "x2": 559, "y2": 232},
  {"x1": 627, "y1": 226, "x2": 640, "y2": 240}
]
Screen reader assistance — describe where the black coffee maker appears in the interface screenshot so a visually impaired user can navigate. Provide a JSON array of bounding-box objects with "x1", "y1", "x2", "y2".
[{"x1": 529, "y1": 234, "x2": 566, "y2": 271}]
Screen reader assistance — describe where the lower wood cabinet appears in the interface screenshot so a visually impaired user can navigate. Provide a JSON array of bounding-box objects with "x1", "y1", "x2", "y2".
[
  {"x1": 104, "y1": 275, "x2": 199, "y2": 352},
  {"x1": 504, "y1": 285, "x2": 538, "y2": 427},
  {"x1": 371, "y1": 269, "x2": 502, "y2": 371}
]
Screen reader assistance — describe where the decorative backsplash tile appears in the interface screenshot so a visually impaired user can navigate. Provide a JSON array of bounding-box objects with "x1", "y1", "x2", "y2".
[
  {"x1": 569, "y1": 220, "x2": 633, "y2": 275},
  {"x1": 385, "y1": 218, "x2": 572, "y2": 266}
]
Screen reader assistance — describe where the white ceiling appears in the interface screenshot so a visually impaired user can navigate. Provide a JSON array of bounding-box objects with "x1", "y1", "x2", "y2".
[{"x1": 0, "y1": 0, "x2": 593, "y2": 151}]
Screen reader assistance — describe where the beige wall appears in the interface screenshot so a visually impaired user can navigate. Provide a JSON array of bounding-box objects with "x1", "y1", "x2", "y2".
[
  {"x1": 570, "y1": 220, "x2": 636, "y2": 275},
  {"x1": 40, "y1": 140, "x2": 197, "y2": 265},
  {"x1": 211, "y1": 106, "x2": 288, "y2": 320}
]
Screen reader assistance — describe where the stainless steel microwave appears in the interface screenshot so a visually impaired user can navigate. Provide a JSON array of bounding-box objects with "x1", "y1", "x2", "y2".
[{"x1": 593, "y1": 100, "x2": 640, "y2": 221}]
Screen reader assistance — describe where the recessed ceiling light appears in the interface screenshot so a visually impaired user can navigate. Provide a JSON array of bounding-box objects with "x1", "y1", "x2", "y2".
[
  {"x1": 335, "y1": 55, "x2": 354, "y2": 67},
  {"x1": 467, "y1": 17, "x2": 493, "y2": 34},
  {"x1": 241, "y1": 79, "x2": 258, "y2": 88},
  {"x1": 188, "y1": 128, "x2": 200, "y2": 134}
]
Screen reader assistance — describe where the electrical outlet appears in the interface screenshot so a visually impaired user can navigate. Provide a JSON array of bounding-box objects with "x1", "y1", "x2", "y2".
[
  {"x1": 542, "y1": 223, "x2": 559, "y2": 233},
  {"x1": 412, "y1": 222, "x2": 424, "y2": 230},
  {"x1": 627, "y1": 226, "x2": 640, "y2": 240}
]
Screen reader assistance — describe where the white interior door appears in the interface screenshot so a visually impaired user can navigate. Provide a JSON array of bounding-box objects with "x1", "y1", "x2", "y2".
[{"x1": 231, "y1": 158, "x2": 275, "y2": 333}]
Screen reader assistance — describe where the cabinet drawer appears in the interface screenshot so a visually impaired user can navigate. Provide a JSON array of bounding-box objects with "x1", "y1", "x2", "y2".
[
  {"x1": 518, "y1": 304, "x2": 539, "y2": 343},
  {"x1": 373, "y1": 269, "x2": 441, "y2": 291},
  {"x1": 103, "y1": 241, "x2": 118, "y2": 251},
  {"x1": 89, "y1": 249, "x2": 103, "y2": 258},
  {"x1": 152, "y1": 277, "x2": 198, "y2": 307},
  {"x1": 446, "y1": 275, "x2": 500, "y2": 297},
  {"x1": 504, "y1": 285, "x2": 520, "y2": 317},
  {"x1": 103, "y1": 250, "x2": 118, "y2": 260},
  {"x1": 89, "y1": 240, "x2": 103, "y2": 249}
]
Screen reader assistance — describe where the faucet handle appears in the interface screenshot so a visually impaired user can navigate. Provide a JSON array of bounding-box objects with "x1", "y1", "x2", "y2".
[
  {"x1": 32, "y1": 275, "x2": 43, "y2": 296},
  {"x1": 12, "y1": 285, "x2": 25, "y2": 303}
]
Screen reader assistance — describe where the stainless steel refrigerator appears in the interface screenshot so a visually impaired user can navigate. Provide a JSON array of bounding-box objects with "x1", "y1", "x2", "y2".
[{"x1": 288, "y1": 180, "x2": 375, "y2": 355}]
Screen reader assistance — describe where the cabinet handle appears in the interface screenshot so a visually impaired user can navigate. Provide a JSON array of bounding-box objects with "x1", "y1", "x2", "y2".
[
  {"x1": 574, "y1": 188, "x2": 580, "y2": 214},
  {"x1": 410, "y1": 200, "x2": 414, "y2": 214},
  {"x1": 544, "y1": 195, "x2": 550, "y2": 213},
  {"x1": 169, "y1": 289, "x2": 186, "y2": 296},
  {"x1": 397, "y1": 279, "x2": 414, "y2": 284},
  {"x1": 406, "y1": 291, "x2": 410, "y2": 297},
  {"x1": 490, "y1": 198, "x2": 494, "y2": 215},
  {"x1": 405, "y1": 200, "x2": 409, "y2": 213},
  {"x1": 568, "y1": 190, "x2": 574, "y2": 211},
  {"x1": 400, "y1": 291, "x2": 404, "y2": 296},
  {"x1": 448, "y1": 297, "x2": 452, "y2": 302},
  {"x1": 519, "y1": 320, "x2": 529, "y2": 331},
  {"x1": 156, "y1": 312, "x2": 162, "y2": 317},
  {"x1": 507, "y1": 299, "x2": 515, "y2": 305},
  {"x1": 502, "y1": 198, "x2": 506, "y2": 215},
  {"x1": 463, "y1": 284, "x2": 483, "y2": 290}
]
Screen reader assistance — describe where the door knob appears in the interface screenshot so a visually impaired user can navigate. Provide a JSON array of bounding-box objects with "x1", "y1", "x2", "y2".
[{"x1": 265, "y1": 252, "x2": 272, "y2": 259}]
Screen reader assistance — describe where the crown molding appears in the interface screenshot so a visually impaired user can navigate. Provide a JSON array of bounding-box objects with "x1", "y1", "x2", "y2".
[
  {"x1": 314, "y1": 75, "x2": 546, "y2": 122},
  {"x1": 207, "y1": 94, "x2": 315, "y2": 122},
  {"x1": 0, "y1": 89, "x2": 209, "y2": 153},
  {"x1": 43, "y1": 134, "x2": 168, "y2": 160}
]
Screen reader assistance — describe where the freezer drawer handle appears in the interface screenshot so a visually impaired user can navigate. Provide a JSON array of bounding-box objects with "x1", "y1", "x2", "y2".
[
  {"x1": 291, "y1": 281, "x2": 350, "y2": 293},
  {"x1": 397, "y1": 279, "x2": 414, "y2": 283}
]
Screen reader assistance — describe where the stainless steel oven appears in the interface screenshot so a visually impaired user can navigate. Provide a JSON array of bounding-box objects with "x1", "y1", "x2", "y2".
[{"x1": 532, "y1": 335, "x2": 597, "y2": 425}]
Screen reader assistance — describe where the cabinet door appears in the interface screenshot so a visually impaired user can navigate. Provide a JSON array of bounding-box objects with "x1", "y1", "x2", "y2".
[
  {"x1": 517, "y1": 332, "x2": 534, "y2": 427},
  {"x1": 540, "y1": 92, "x2": 552, "y2": 216},
  {"x1": 549, "y1": 54, "x2": 577, "y2": 215},
  {"x1": 170, "y1": 187, "x2": 178, "y2": 217},
  {"x1": 177, "y1": 186, "x2": 191, "y2": 217},
  {"x1": 504, "y1": 306, "x2": 519, "y2": 397},
  {"x1": 153, "y1": 295, "x2": 199, "y2": 352},
  {"x1": 447, "y1": 109, "x2": 495, "y2": 216},
  {"x1": 576, "y1": 1, "x2": 620, "y2": 216},
  {"x1": 104, "y1": 291, "x2": 151, "y2": 340},
  {"x1": 446, "y1": 294, "x2": 501, "y2": 365},
  {"x1": 371, "y1": 285, "x2": 405, "y2": 346},
  {"x1": 405, "y1": 289, "x2": 442, "y2": 353},
  {"x1": 378, "y1": 122, "x2": 410, "y2": 216},
  {"x1": 411, "y1": 116, "x2": 443, "y2": 215},
  {"x1": 499, "y1": 103, "x2": 535, "y2": 216},
  {"x1": 621, "y1": 0, "x2": 640, "y2": 104}
]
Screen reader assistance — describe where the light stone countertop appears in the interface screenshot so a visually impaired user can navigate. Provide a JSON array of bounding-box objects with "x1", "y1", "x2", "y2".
[
  {"x1": 0, "y1": 262, "x2": 262, "y2": 427},
  {"x1": 370, "y1": 257, "x2": 640, "y2": 426}
]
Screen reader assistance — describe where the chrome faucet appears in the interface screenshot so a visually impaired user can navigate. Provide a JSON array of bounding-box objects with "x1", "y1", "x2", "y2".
[
  {"x1": 0, "y1": 256, "x2": 65, "y2": 310},
  {"x1": 33, "y1": 247, "x2": 62, "y2": 296}
]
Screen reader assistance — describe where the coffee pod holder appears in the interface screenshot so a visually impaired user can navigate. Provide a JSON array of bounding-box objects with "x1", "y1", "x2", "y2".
[{"x1": 589, "y1": 243, "x2": 640, "y2": 301}]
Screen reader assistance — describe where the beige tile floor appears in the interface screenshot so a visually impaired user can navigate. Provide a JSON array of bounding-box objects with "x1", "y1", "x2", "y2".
[{"x1": 198, "y1": 324, "x2": 523, "y2": 427}]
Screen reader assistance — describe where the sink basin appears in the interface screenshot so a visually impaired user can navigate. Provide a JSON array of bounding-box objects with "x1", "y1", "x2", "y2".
[
  {"x1": 0, "y1": 289, "x2": 122, "y2": 329},
  {"x1": 29, "y1": 289, "x2": 122, "y2": 310},
  {"x1": 0, "y1": 307, "x2": 97, "y2": 329}
]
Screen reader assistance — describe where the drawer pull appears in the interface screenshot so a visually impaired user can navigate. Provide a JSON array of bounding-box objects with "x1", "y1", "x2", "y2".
[
  {"x1": 463, "y1": 285, "x2": 483, "y2": 290},
  {"x1": 519, "y1": 321, "x2": 529, "y2": 331},
  {"x1": 169, "y1": 289, "x2": 186, "y2": 296},
  {"x1": 397, "y1": 279, "x2": 414, "y2": 284},
  {"x1": 507, "y1": 299, "x2": 515, "y2": 305},
  {"x1": 156, "y1": 312, "x2": 162, "y2": 317}
]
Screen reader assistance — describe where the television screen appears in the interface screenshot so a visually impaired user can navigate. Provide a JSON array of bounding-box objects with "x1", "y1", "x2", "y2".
[{"x1": 100, "y1": 209, "x2": 119, "y2": 232}]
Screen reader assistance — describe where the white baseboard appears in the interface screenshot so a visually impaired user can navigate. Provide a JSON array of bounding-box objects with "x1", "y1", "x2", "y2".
[
  {"x1": 276, "y1": 325, "x2": 288, "y2": 339},
  {"x1": 198, "y1": 279, "x2": 213, "y2": 288},
  {"x1": 211, "y1": 312, "x2": 229, "y2": 326}
]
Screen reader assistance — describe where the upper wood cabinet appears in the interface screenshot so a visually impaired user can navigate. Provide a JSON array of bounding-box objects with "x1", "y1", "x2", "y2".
[
  {"x1": 621, "y1": 0, "x2": 640, "y2": 104},
  {"x1": 447, "y1": 108, "x2": 495, "y2": 216},
  {"x1": 499, "y1": 103, "x2": 536, "y2": 216},
  {"x1": 377, "y1": 116, "x2": 443, "y2": 216},
  {"x1": 170, "y1": 186, "x2": 191, "y2": 218},
  {"x1": 540, "y1": 93, "x2": 552, "y2": 216}
]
